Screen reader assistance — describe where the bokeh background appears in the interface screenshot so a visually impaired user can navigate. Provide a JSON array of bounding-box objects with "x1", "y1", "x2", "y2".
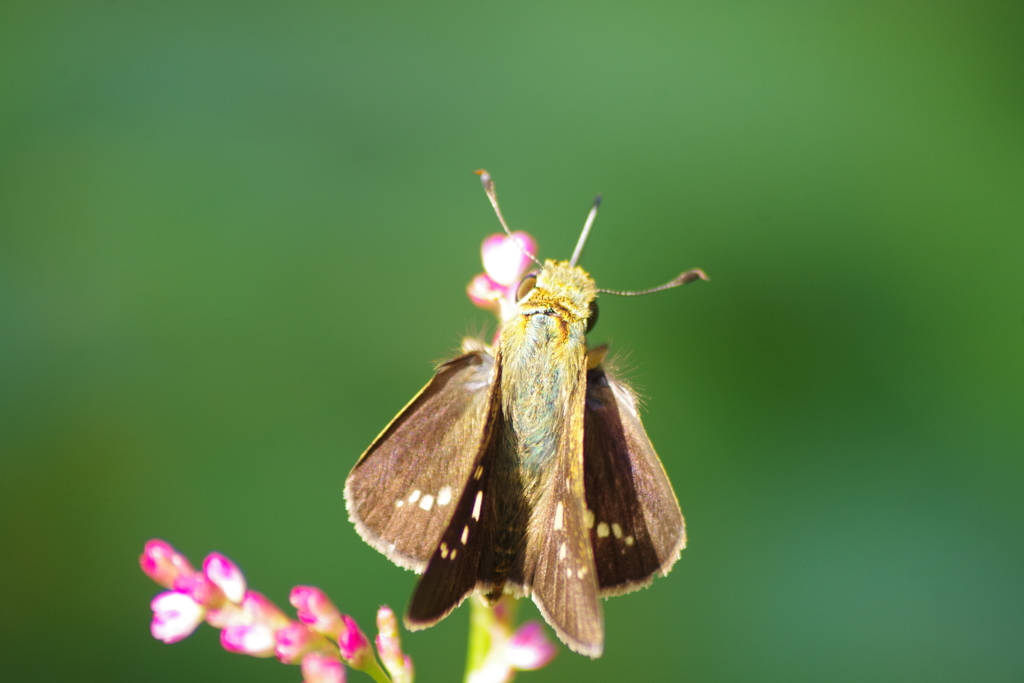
[{"x1": 2, "y1": 1, "x2": 1022, "y2": 681}]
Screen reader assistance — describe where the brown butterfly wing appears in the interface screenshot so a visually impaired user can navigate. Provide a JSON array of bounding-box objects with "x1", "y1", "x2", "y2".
[
  {"x1": 345, "y1": 350, "x2": 498, "y2": 573},
  {"x1": 526, "y1": 449, "x2": 604, "y2": 658},
  {"x1": 406, "y1": 405, "x2": 508, "y2": 629},
  {"x1": 583, "y1": 366, "x2": 686, "y2": 597}
]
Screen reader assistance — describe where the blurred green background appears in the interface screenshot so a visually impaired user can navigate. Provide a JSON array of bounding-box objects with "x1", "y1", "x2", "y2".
[{"x1": 1, "y1": 1, "x2": 1022, "y2": 681}]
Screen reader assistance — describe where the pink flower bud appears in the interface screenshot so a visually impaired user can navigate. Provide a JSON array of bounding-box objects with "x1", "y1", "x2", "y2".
[
  {"x1": 375, "y1": 606, "x2": 413, "y2": 683},
  {"x1": 172, "y1": 572, "x2": 225, "y2": 608},
  {"x1": 507, "y1": 622, "x2": 556, "y2": 671},
  {"x1": 481, "y1": 232, "x2": 536, "y2": 287},
  {"x1": 205, "y1": 602, "x2": 248, "y2": 629},
  {"x1": 275, "y1": 623, "x2": 331, "y2": 664},
  {"x1": 375, "y1": 605, "x2": 398, "y2": 648},
  {"x1": 466, "y1": 273, "x2": 507, "y2": 314},
  {"x1": 140, "y1": 540, "x2": 195, "y2": 589},
  {"x1": 203, "y1": 553, "x2": 247, "y2": 604},
  {"x1": 290, "y1": 586, "x2": 344, "y2": 639},
  {"x1": 220, "y1": 624, "x2": 277, "y2": 658},
  {"x1": 150, "y1": 591, "x2": 205, "y2": 644},
  {"x1": 241, "y1": 591, "x2": 292, "y2": 632},
  {"x1": 337, "y1": 615, "x2": 374, "y2": 670},
  {"x1": 394, "y1": 654, "x2": 414, "y2": 683},
  {"x1": 301, "y1": 652, "x2": 346, "y2": 683}
]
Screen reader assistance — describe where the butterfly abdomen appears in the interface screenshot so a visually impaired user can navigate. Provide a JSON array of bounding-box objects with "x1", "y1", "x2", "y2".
[
  {"x1": 478, "y1": 314, "x2": 582, "y2": 600},
  {"x1": 501, "y1": 308, "x2": 588, "y2": 462},
  {"x1": 482, "y1": 451, "x2": 530, "y2": 598}
]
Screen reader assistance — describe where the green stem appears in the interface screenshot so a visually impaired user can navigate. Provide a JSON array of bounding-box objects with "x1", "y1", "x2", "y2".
[
  {"x1": 464, "y1": 596, "x2": 492, "y2": 682},
  {"x1": 464, "y1": 596, "x2": 519, "y2": 683},
  {"x1": 359, "y1": 657, "x2": 394, "y2": 683}
]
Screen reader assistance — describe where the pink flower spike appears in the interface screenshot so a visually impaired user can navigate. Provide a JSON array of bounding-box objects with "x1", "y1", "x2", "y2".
[
  {"x1": 150, "y1": 591, "x2": 205, "y2": 644},
  {"x1": 275, "y1": 623, "x2": 331, "y2": 664},
  {"x1": 203, "y1": 552, "x2": 247, "y2": 604},
  {"x1": 337, "y1": 615, "x2": 374, "y2": 670},
  {"x1": 507, "y1": 622, "x2": 557, "y2": 671},
  {"x1": 302, "y1": 652, "x2": 346, "y2": 683},
  {"x1": 481, "y1": 232, "x2": 537, "y2": 287},
  {"x1": 140, "y1": 539, "x2": 195, "y2": 589},
  {"x1": 375, "y1": 606, "x2": 413, "y2": 683},
  {"x1": 220, "y1": 624, "x2": 277, "y2": 658},
  {"x1": 466, "y1": 273, "x2": 507, "y2": 314},
  {"x1": 290, "y1": 586, "x2": 344, "y2": 639}
]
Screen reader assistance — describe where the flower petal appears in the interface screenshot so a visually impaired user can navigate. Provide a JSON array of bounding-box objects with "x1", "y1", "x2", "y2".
[
  {"x1": 301, "y1": 652, "x2": 346, "y2": 683},
  {"x1": 481, "y1": 232, "x2": 536, "y2": 287},
  {"x1": 337, "y1": 615, "x2": 373, "y2": 670},
  {"x1": 275, "y1": 623, "x2": 330, "y2": 664},
  {"x1": 235, "y1": 591, "x2": 291, "y2": 632},
  {"x1": 150, "y1": 591, "x2": 205, "y2": 644},
  {"x1": 467, "y1": 273, "x2": 508, "y2": 314},
  {"x1": 507, "y1": 622, "x2": 557, "y2": 671},
  {"x1": 205, "y1": 602, "x2": 249, "y2": 629},
  {"x1": 203, "y1": 553, "x2": 247, "y2": 604},
  {"x1": 220, "y1": 624, "x2": 277, "y2": 657},
  {"x1": 140, "y1": 540, "x2": 195, "y2": 589},
  {"x1": 375, "y1": 606, "x2": 413, "y2": 683},
  {"x1": 290, "y1": 586, "x2": 344, "y2": 639},
  {"x1": 172, "y1": 572, "x2": 224, "y2": 608},
  {"x1": 465, "y1": 660, "x2": 513, "y2": 683}
]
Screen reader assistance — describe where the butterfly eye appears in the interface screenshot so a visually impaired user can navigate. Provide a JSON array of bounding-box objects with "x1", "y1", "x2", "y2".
[
  {"x1": 586, "y1": 300, "x2": 599, "y2": 333},
  {"x1": 516, "y1": 274, "x2": 538, "y2": 302}
]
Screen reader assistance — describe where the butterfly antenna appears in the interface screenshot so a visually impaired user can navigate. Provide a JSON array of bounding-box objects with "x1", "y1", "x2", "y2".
[
  {"x1": 569, "y1": 195, "x2": 601, "y2": 267},
  {"x1": 474, "y1": 170, "x2": 542, "y2": 267},
  {"x1": 599, "y1": 268, "x2": 709, "y2": 296}
]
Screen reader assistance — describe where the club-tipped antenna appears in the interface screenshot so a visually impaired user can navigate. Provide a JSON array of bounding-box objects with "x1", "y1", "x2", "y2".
[
  {"x1": 474, "y1": 170, "x2": 542, "y2": 268},
  {"x1": 569, "y1": 195, "x2": 602, "y2": 267},
  {"x1": 599, "y1": 268, "x2": 709, "y2": 296}
]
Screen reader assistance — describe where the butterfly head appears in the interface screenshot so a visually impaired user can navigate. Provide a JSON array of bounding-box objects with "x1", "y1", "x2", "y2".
[
  {"x1": 473, "y1": 169, "x2": 706, "y2": 334},
  {"x1": 513, "y1": 260, "x2": 599, "y2": 331}
]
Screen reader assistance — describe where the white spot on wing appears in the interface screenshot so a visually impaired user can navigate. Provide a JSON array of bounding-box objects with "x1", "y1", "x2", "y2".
[
  {"x1": 577, "y1": 567, "x2": 587, "y2": 579},
  {"x1": 461, "y1": 526, "x2": 469, "y2": 544},
  {"x1": 419, "y1": 494, "x2": 434, "y2": 510},
  {"x1": 440, "y1": 542, "x2": 448, "y2": 559},
  {"x1": 584, "y1": 509, "x2": 594, "y2": 529},
  {"x1": 565, "y1": 567, "x2": 572, "y2": 577},
  {"x1": 450, "y1": 548, "x2": 458, "y2": 559},
  {"x1": 597, "y1": 522, "x2": 610, "y2": 538},
  {"x1": 558, "y1": 542, "x2": 566, "y2": 560},
  {"x1": 437, "y1": 486, "x2": 453, "y2": 506},
  {"x1": 471, "y1": 491, "x2": 483, "y2": 520},
  {"x1": 612, "y1": 523, "x2": 622, "y2": 539},
  {"x1": 408, "y1": 490, "x2": 421, "y2": 504},
  {"x1": 395, "y1": 500, "x2": 404, "y2": 508},
  {"x1": 554, "y1": 502, "x2": 564, "y2": 530},
  {"x1": 625, "y1": 535, "x2": 635, "y2": 546}
]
